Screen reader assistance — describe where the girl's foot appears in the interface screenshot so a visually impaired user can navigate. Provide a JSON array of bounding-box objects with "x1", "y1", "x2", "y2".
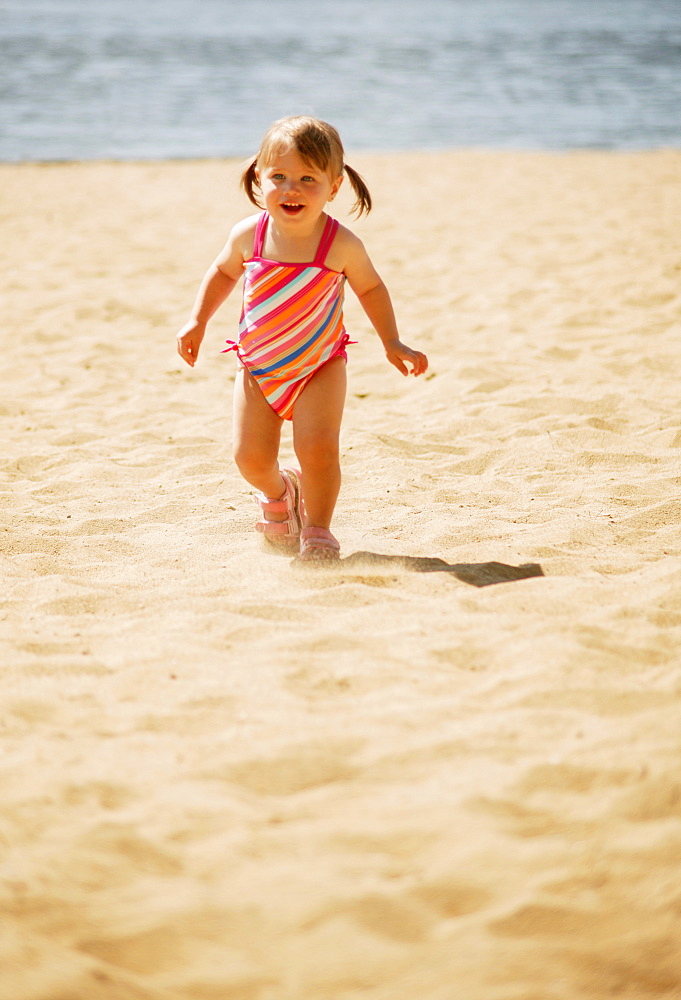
[
  {"x1": 297, "y1": 526, "x2": 340, "y2": 562},
  {"x1": 254, "y1": 468, "x2": 303, "y2": 549}
]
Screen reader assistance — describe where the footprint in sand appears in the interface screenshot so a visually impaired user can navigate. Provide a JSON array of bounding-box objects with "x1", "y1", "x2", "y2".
[
  {"x1": 618, "y1": 774, "x2": 681, "y2": 823},
  {"x1": 218, "y1": 740, "x2": 363, "y2": 797}
]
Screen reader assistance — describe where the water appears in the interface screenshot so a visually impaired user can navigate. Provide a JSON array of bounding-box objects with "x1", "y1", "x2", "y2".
[{"x1": 1, "y1": 0, "x2": 680, "y2": 161}]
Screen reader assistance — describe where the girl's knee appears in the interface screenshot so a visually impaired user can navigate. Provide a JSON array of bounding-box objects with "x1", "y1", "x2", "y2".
[
  {"x1": 295, "y1": 434, "x2": 340, "y2": 473},
  {"x1": 233, "y1": 446, "x2": 273, "y2": 481}
]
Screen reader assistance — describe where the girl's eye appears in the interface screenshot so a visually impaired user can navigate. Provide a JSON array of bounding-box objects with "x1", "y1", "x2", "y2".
[
  {"x1": 302, "y1": 176, "x2": 315, "y2": 183},
  {"x1": 272, "y1": 173, "x2": 285, "y2": 180}
]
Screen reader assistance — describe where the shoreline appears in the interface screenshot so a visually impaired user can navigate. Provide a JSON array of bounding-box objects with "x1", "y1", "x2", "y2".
[{"x1": 2, "y1": 143, "x2": 680, "y2": 167}]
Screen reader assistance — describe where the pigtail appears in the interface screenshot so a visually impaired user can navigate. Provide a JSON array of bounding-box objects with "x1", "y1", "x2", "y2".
[
  {"x1": 343, "y1": 163, "x2": 372, "y2": 217},
  {"x1": 240, "y1": 156, "x2": 263, "y2": 208}
]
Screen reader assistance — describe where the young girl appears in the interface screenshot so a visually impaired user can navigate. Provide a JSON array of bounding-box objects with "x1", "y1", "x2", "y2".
[{"x1": 176, "y1": 116, "x2": 428, "y2": 562}]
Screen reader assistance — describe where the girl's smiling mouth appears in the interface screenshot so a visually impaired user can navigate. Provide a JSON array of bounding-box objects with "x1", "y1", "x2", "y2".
[{"x1": 281, "y1": 202, "x2": 304, "y2": 215}]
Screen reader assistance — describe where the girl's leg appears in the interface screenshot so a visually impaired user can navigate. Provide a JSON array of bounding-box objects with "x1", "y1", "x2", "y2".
[
  {"x1": 291, "y1": 357, "x2": 346, "y2": 530},
  {"x1": 232, "y1": 367, "x2": 286, "y2": 501}
]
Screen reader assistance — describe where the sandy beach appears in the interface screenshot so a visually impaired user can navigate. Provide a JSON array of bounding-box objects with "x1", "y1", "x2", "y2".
[{"x1": 2, "y1": 149, "x2": 681, "y2": 999}]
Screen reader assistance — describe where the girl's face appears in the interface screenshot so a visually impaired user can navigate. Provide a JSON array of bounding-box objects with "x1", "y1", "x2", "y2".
[{"x1": 256, "y1": 146, "x2": 343, "y2": 229}]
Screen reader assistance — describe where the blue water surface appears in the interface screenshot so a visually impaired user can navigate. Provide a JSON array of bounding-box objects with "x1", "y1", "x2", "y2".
[{"x1": 1, "y1": 0, "x2": 680, "y2": 160}]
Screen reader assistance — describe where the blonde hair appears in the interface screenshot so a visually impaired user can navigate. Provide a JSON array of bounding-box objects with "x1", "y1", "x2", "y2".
[{"x1": 241, "y1": 116, "x2": 372, "y2": 217}]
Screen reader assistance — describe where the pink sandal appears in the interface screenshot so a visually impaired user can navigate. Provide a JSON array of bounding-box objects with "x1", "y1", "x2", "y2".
[
  {"x1": 298, "y1": 526, "x2": 341, "y2": 562},
  {"x1": 254, "y1": 468, "x2": 303, "y2": 549}
]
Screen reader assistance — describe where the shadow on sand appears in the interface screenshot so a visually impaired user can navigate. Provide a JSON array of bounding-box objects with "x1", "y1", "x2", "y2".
[{"x1": 338, "y1": 551, "x2": 545, "y2": 588}]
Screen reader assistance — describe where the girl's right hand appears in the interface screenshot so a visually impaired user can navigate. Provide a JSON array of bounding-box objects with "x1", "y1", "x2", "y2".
[{"x1": 176, "y1": 321, "x2": 206, "y2": 367}]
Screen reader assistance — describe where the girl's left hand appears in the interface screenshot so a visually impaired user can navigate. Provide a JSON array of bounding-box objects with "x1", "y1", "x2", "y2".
[{"x1": 385, "y1": 339, "x2": 429, "y2": 377}]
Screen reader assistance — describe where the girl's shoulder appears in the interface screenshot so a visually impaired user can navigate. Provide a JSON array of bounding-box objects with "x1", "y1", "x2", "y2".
[
  {"x1": 330, "y1": 218, "x2": 363, "y2": 247},
  {"x1": 229, "y1": 212, "x2": 262, "y2": 260},
  {"x1": 214, "y1": 213, "x2": 261, "y2": 276},
  {"x1": 325, "y1": 218, "x2": 370, "y2": 273}
]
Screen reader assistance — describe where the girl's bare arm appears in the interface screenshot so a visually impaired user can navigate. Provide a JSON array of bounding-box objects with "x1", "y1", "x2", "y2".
[
  {"x1": 340, "y1": 231, "x2": 428, "y2": 376},
  {"x1": 176, "y1": 217, "x2": 256, "y2": 367}
]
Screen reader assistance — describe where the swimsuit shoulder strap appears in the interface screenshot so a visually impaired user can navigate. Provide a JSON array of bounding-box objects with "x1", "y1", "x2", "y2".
[
  {"x1": 252, "y1": 212, "x2": 269, "y2": 258},
  {"x1": 313, "y1": 214, "x2": 339, "y2": 267}
]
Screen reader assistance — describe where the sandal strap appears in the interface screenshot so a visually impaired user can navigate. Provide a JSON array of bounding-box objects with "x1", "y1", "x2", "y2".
[
  {"x1": 255, "y1": 520, "x2": 295, "y2": 536},
  {"x1": 300, "y1": 526, "x2": 339, "y2": 542},
  {"x1": 254, "y1": 468, "x2": 303, "y2": 540},
  {"x1": 299, "y1": 526, "x2": 340, "y2": 552},
  {"x1": 253, "y1": 493, "x2": 289, "y2": 513}
]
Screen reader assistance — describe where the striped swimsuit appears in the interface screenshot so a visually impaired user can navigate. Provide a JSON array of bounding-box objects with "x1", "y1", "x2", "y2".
[{"x1": 223, "y1": 212, "x2": 351, "y2": 420}]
